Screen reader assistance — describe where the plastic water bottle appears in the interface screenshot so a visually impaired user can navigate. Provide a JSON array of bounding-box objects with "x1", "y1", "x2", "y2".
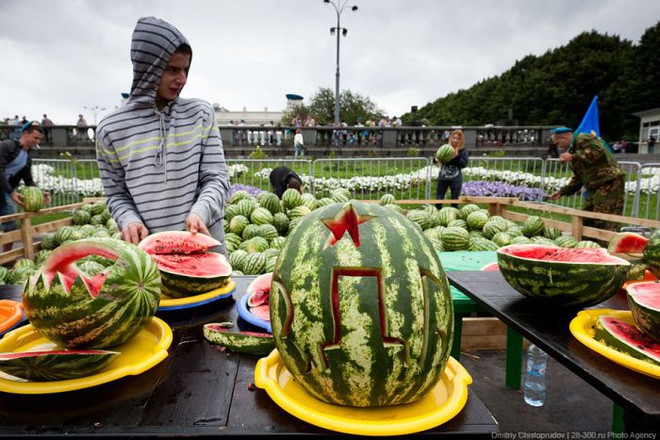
[{"x1": 523, "y1": 343, "x2": 549, "y2": 407}]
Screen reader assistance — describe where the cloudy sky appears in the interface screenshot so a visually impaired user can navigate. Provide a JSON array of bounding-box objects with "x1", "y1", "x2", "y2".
[{"x1": 2, "y1": 0, "x2": 659, "y2": 125}]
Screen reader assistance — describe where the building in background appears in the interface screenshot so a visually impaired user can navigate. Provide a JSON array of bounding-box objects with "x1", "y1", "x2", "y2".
[{"x1": 213, "y1": 94, "x2": 303, "y2": 126}]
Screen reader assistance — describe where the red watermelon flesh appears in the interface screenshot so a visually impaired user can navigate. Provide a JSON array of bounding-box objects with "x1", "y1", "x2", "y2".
[
  {"x1": 608, "y1": 232, "x2": 649, "y2": 258},
  {"x1": 150, "y1": 253, "x2": 230, "y2": 277},
  {"x1": 499, "y1": 245, "x2": 623, "y2": 263},
  {"x1": 247, "y1": 273, "x2": 272, "y2": 307},
  {"x1": 138, "y1": 231, "x2": 220, "y2": 255}
]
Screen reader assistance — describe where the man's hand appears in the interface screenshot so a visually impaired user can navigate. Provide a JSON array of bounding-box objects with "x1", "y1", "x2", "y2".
[
  {"x1": 547, "y1": 191, "x2": 561, "y2": 201},
  {"x1": 122, "y1": 222, "x2": 149, "y2": 245},
  {"x1": 43, "y1": 191, "x2": 51, "y2": 205},
  {"x1": 10, "y1": 192, "x2": 24, "y2": 207},
  {"x1": 185, "y1": 213, "x2": 210, "y2": 236},
  {"x1": 559, "y1": 152, "x2": 572, "y2": 162}
]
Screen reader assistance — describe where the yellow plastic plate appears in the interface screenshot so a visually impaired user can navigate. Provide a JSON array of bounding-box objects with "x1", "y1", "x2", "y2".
[
  {"x1": 570, "y1": 309, "x2": 660, "y2": 380},
  {"x1": 0, "y1": 300, "x2": 23, "y2": 335},
  {"x1": 254, "y1": 350, "x2": 472, "y2": 436},
  {"x1": 159, "y1": 280, "x2": 236, "y2": 311},
  {"x1": 0, "y1": 316, "x2": 173, "y2": 394}
]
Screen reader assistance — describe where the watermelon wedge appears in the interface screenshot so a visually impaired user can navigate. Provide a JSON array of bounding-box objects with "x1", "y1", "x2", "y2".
[
  {"x1": 627, "y1": 281, "x2": 660, "y2": 341},
  {"x1": 593, "y1": 316, "x2": 660, "y2": 366}
]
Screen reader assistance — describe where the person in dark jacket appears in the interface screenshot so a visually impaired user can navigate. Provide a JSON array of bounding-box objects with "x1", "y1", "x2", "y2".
[
  {"x1": 434, "y1": 129, "x2": 469, "y2": 209},
  {"x1": 0, "y1": 121, "x2": 51, "y2": 251},
  {"x1": 269, "y1": 166, "x2": 302, "y2": 198}
]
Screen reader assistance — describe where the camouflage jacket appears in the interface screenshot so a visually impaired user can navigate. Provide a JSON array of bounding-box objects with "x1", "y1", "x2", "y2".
[{"x1": 559, "y1": 133, "x2": 624, "y2": 197}]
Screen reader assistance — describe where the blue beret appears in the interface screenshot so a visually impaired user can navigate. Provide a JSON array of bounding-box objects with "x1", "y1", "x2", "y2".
[{"x1": 551, "y1": 126, "x2": 573, "y2": 134}]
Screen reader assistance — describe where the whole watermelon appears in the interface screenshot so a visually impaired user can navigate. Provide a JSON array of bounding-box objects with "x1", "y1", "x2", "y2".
[
  {"x1": 643, "y1": 229, "x2": 660, "y2": 277},
  {"x1": 23, "y1": 238, "x2": 161, "y2": 349},
  {"x1": 20, "y1": 186, "x2": 44, "y2": 212},
  {"x1": 270, "y1": 201, "x2": 454, "y2": 407},
  {"x1": 435, "y1": 144, "x2": 454, "y2": 164}
]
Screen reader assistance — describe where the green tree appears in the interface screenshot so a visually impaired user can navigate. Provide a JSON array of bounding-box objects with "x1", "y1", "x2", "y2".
[{"x1": 281, "y1": 87, "x2": 383, "y2": 126}]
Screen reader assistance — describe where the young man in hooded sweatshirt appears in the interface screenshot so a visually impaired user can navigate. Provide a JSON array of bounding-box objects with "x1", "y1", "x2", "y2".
[{"x1": 96, "y1": 17, "x2": 230, "y2": 255}]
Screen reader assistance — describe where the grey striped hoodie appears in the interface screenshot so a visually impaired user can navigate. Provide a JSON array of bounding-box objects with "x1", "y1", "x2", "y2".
[{"x1": 96, "y1": 17, "x2": 229, "y2": 242}]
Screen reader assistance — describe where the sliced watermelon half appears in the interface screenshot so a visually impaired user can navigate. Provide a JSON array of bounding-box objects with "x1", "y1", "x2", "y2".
[
  {"x1": 627, "y1": 281, "x2": 660, "y2": 342},
  {"x1": 593, "y1": 316, "x2": 660, "y2": 366},
  {"x1": 0, "y1": 350, "x2": 120, "y2": 381}
]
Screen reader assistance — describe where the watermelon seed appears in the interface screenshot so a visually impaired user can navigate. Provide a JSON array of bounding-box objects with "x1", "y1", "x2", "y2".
[{"x1": 247, "y1": 382, "x2": 256, "y2": 392}]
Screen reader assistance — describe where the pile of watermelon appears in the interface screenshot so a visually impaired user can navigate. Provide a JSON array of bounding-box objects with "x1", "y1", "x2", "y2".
[
  {"x1": 0, "y1": 201, "x2": 120, "y2": 286},
  {"x1": 223, "y1": 190, "x2": 604, "y2": 277}
]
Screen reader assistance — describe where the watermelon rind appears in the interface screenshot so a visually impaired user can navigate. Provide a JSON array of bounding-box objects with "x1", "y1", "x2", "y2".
[
  {"x1": 203, "y1": 323, "x2": 274, "y2": 355},
  {"x1": 497, "y1": 244, "x2": 630, "y2": 307},
  {"x1": 627, "y1": 281, "x2": 660, "y2": 341},
  {"x1": 0, "y1": 349, "x2": 119, "y2": 381},
  {"x1": 593, "y1": 316, "x2": 660, "y2": 366}
]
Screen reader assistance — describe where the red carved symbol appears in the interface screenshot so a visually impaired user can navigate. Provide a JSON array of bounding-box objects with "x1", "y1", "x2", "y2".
[
  {"x1": 320, "y1": 267, "x2": 407, "y2": 369},
  {"x1": 321, "y1": 203, "x2": 373, "y2": 248}
]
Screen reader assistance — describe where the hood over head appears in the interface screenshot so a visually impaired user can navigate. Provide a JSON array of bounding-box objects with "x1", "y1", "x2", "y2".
[{"x1": 129, "y1": 16, "x2": 192, "y2": 106}]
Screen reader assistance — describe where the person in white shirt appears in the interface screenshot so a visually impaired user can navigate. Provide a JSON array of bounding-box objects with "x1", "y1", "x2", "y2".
[{"x1": 293, "y1": 128, "x2": 305, "y2": 158}]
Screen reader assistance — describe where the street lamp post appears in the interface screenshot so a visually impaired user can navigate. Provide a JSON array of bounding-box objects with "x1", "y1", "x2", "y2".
[
  {"x1": 83, "y1": 105, "x2": 107, "y2": 126},
  {"x1": 324, "y1": 0, "x2": 358, "y2": 125}
]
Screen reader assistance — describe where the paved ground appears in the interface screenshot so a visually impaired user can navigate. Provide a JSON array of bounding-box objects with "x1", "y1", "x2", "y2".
[{"x1": 458, "y1": 349, "x2": 613, "y2": 433}]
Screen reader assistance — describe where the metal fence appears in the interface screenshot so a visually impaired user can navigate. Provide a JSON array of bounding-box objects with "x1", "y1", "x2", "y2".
[{"x1": 31, "y1": 157, "x2": 658, "y2": 220}]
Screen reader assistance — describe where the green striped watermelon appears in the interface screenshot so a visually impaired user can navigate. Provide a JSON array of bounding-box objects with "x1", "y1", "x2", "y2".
[
  {"x1": 435, "y1": 144, "x2": 454, "y2": 164},
  {"x1": 497, "y1": 244, "x2": 630, "y2": 307},
  {"x1": 270, "y1": 201, "x2": 453, "y2": 407},
  {"x1": 20, "y1": 186, "x2": 44, "y2": 212},
  {"x1": 23, "y1": 238, "x2": 161, "y2": 349},
  {"x1": 138, "y1": 231, "x2": 231, "y2": 298},
  {"x1": 643, "y1": 230, "x2": 660, "y2": 277},
  {"x1": 0, "y1": 350, "x2": 119, "y2": 381}
]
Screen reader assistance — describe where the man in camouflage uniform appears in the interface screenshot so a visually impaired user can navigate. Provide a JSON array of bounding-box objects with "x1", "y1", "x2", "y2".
[{"x1": 548, "y1": 126, "x2": 625, "y2": 231}]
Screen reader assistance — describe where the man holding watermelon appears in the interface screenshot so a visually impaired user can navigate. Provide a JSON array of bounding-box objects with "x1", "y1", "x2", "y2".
[
  {"x1": 547, "y1": 126, "x2": 625, "y2": 231},
  {"x1": 0, "y1": 121, "x2": 51, "y2": 252},
  {"x1": 96, "y1": 17, "x2": 230, "y2": 255}
]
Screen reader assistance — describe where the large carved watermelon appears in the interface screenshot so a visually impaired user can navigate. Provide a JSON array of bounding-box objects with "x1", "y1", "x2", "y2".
[
  {"x1": 138, "y1": 231, "x2": 231, "y2": 298},
  {"x1": 23, "y1": 238, "x2": 161, "y2": 349},
  {"x1": 627, "y1": 281, "x2": 660, "y2": 341},
  {"x1": 270, "y1": 201, "x2": 454, "y2": 407},
  {"x1": 497, "y1": 244, "x2": 630, "y2": 307}
]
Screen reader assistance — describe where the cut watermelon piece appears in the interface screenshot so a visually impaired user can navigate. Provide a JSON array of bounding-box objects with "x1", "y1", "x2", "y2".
[
  {"x1": 608, "y1": 232, "x2": 649, "y2": 256},
  {"x1": 203, "y1": 323, "x2": 274, "y2": 355},
  {"x1": 246, "y1": 273, "x2": 272, "y2": 307},
  {"x1": 627, "y1": 281, "x2": 660, "y2": 341},
  {"x1": 497, "y1": 244, "x2": 630, "y2": 307},
  {"x1": 0, "y1": 349, "x2": 119, "y2": 381},
  {"x1": 593, "y1": 316, "x2": 660, "y2": 366}
]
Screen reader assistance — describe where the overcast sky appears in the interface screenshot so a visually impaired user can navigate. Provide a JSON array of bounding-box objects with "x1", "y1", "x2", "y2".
[{"x1": 2, "y1": 0, "x2": 659, "y2": 125}]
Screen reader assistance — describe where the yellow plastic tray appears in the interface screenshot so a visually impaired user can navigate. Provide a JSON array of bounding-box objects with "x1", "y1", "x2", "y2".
[
  {"x1": 254, "y1": 350, "x2": 471, "y2": 436},
  {"x1": 159, "y1": 280, "x2": 236, "y2": 311},
  {"x1": 0, "y1": 300, "x2": 23, "y2": 335},
  {"x1": 570, "y1": 309, "x2": 660, "y2": 380},
  {"x1": 0, "y1": 316, "x2": 173, "y2": 394}
]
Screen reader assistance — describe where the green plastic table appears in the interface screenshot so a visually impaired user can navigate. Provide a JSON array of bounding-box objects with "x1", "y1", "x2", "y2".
[{"x1": 438, "y1": 251, "x2": 524, "y2": 389}]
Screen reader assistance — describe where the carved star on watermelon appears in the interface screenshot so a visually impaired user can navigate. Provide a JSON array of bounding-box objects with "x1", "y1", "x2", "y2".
[{"x1": 321, "y1": 203, "x2": 374, "y2": 248}]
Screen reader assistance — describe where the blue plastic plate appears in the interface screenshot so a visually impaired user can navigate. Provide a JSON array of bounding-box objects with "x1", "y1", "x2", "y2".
[{"x1": 237, "y1": 293, "x2": 272, "y2": 333}]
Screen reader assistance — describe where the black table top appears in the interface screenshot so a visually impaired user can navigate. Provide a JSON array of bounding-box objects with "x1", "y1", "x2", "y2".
[
  {"x1": 0, "y1": 276, "x2": 498, "y2": 438},
  {"x1": 446, "y1": 270, "x2": 660, "y2": 429}
]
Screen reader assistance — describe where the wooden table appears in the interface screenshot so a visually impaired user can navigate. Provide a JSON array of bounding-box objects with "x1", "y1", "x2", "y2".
[
  {"x1": 0, "y1": 276, "x2": 498, "y2": 437},
  {"x1": 446, "y1": 270, "x2": 660, "y2": 433}
]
